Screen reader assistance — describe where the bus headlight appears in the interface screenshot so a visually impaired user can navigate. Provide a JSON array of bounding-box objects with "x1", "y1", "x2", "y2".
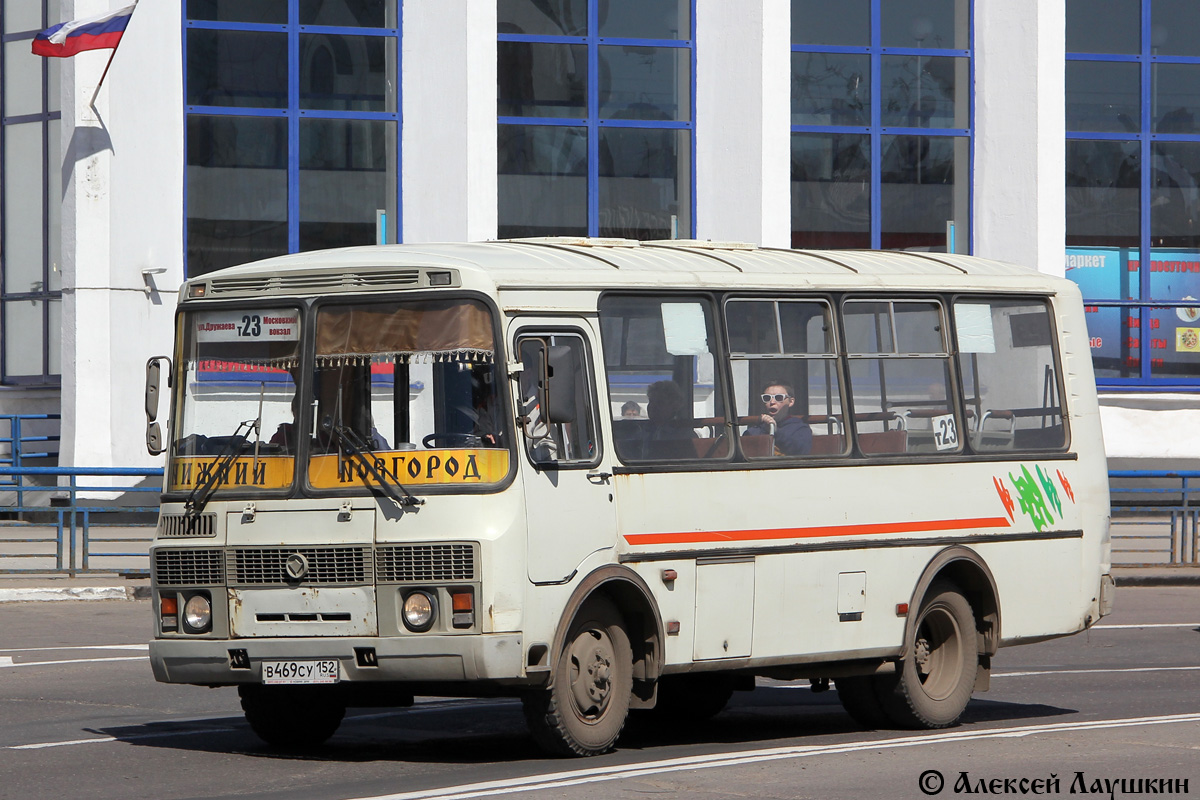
[
  {"x1": 402, "y1": 590, "x2": 436, "y2": 632},
  {"x1": 182, "y1": 593, "x2": 212, "y2": 633}
]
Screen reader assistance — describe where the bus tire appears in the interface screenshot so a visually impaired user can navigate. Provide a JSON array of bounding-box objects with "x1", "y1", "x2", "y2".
[
  {"x1": 883, "y1": 581, "x2": 978, "y2": 729},
  {"x1": 835, "y1": 675, "x2": 893, "y2": 728},
  {"x1": 238, "y1": 684, "x2": 345, "y2": 748},
  {"x1": 523, "y1": 597, "x2": 633, "y2": 757}
]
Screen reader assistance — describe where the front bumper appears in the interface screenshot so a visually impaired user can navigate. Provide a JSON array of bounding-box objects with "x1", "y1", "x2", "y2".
[{"x1": 149, "y1": 633, "x2": 524, "y2": 685}]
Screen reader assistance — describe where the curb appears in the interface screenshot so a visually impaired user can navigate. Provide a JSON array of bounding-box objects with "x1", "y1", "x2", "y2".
[
  {"x1": 1113, "y1": 572, "x2": 1200, "y2": 587},
  {"x1": 0, "y1": 585, "x2": 150, "y2": 603}
]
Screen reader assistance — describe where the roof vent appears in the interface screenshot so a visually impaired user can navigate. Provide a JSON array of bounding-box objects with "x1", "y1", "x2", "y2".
[
  {"x1": 643, "y1": 239, "x2": 758, "y2": 251},
  {"x1": 502, "y1": 236, "x2": 640, "y2": 248}
]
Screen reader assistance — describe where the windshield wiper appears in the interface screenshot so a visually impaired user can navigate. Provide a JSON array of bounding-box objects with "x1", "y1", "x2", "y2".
[
  {"x1": 322, "y1": 417, "x2": 423, "y2": 507},
  {"x1": 183, "y1": 418, "x2": 257, "y2": 532}
]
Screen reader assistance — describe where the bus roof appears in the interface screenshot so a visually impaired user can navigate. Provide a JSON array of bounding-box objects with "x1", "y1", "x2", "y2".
[{"x1": 186, "y1": 239, "x2": 1071, "y2": 297}]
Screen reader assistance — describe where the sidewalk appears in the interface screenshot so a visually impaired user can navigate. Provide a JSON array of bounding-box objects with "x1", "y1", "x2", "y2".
[{"x1": 0, "y1": 566, "x2": 1196, "y2": 603}]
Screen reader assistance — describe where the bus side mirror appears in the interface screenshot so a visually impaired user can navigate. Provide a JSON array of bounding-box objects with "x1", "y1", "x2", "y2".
[
  {"x1": 145, "y1": 356, "x2": 172, "y2": 456},
  {"x1": 544, "y1": 345, "x2": 577, "y2": 424}
]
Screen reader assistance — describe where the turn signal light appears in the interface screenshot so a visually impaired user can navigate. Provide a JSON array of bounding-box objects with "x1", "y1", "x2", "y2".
[
  {"x1": 160, "y1": 595, "x2": 178, "y2": 632},
  {"x1": 450, "y1": 590, "x2": 474, "y2": 628}
]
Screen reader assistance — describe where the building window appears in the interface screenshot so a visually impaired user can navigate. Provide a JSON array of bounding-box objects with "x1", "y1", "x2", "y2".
[
  {"x1": 0, "y1": 0, "x2": 62, "y2": 385},
  {"x1": 498, "y1": 0, "x2": 694, "y2": 240},
  {"x1": 790, "y1": 0, "x2": 972, "y2": 252},
  {"x1": 1067, "y1": 0, "x2": 1200, "y2": 388},
  {"x1": 184, "y1": 0, "x2": 400, "y2": 278}
]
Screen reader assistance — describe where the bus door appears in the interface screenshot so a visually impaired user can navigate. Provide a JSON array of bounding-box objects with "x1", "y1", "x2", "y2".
[{"x1": 513, "y1": 324, "x2": 616, "y2": 584}]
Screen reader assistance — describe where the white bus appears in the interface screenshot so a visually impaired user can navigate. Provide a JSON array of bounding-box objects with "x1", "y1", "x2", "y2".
[{"x1": 145, "y1": 239, "x2": 1113, "y2": 756}]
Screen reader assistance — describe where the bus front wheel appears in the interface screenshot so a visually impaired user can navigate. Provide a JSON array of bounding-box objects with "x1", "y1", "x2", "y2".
[
  {"x1": 883, "y1": 581, "x2": 978, "y2": 728},
  {"x1": 238, "y1": 684, "x2": 346, "y2": 748},
  {"x1": 523, "y1": 597, "x2": 633, "y2": 757}
]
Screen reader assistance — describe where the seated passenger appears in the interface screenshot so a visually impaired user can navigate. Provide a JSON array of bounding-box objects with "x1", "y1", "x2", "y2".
[
  {"x1": 642, "y1": 380, "x2": 697, "y2": 458},
  {"x1": 744, "y1": 381, "x2": 812, "y2": 455}
]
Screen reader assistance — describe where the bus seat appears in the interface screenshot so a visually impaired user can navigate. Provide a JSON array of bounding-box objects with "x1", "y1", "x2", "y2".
[
  {"x1": 858, "y1": 429, "x2": 908, "y2": 455},
  {"x1": 692, "y1": 436, "x2": 731, "y2": 458},
  {"x1": 809, "y1": 434, "x2": 844, "y2": 455},
  {"x1": 740, "y1": 434, "x2": 774, "y2": 458}
]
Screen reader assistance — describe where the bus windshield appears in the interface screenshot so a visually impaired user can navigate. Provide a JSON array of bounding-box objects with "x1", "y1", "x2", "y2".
[{"x1": 167, "y1": 297, "x2": 510, "y2": 496}]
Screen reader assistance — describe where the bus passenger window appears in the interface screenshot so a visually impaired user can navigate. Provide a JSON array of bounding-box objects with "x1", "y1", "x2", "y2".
[
  {"x1": 843, "y1": 299, "x2": 959, "y2": 455},
  {"x1": 726, "y1": 299, "x2": 845, "y2": 458},
  {"x1": 598, "y1": 295, "x2": 728, "y2": 462},
  {"x1": 955, "y1": 299, "x2": 1066, "y2": 451}
]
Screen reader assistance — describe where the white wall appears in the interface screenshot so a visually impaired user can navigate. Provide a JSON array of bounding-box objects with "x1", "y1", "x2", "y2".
[
  {"x1": 973, "y1": 0, "x2": 1066, "y2": 276},
  {"x1": 401, "y1": 0, "x2": 497, "y2": 243},
  {"x1": 59, "y1": 0, "x2": 184, "y2": 469},
  {"x1": 695, "y1": 0, "x2": 791, "y2": 247},
  {"x1": 1099, "y1": 397, "x2": 1200, "y2": 460}
]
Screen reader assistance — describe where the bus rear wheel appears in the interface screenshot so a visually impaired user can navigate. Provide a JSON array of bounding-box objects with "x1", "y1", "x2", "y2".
[
  {"x1": 882, "y1": 581, "x2": 978, "y2": 729},
  {"x1": 238, "y1": 684, "x2": 346, "y2": 748},
  {"x1": 523, "y1": 597, "x2": 633, "y2": 757}
]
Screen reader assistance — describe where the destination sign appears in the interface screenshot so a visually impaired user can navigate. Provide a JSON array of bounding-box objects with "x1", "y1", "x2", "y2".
[{"x1": 194, "y1": 309, "x2": 300, "y2": 343}]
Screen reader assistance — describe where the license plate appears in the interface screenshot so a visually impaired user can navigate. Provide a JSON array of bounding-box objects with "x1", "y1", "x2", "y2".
[{"x1": 261, "y1": 660, "x2": 339, "y2": 685}]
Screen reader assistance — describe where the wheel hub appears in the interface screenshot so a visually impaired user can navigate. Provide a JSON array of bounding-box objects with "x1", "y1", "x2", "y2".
[
  {"x1": 915, "y1": 636, "x2": 932, "y2": 675},
  {"x1": 585, "y1": 651, "x2": 612, "y2": 702},
  {"x1": 569, "y1": 632, "x2": 615, "y2": 716}
]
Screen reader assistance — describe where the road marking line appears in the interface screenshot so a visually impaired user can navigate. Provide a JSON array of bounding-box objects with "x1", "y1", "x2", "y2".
[
  {"x1": 10, "y1": 725, "x2": 238, "y2": 750},
  {"x1": 0, "y1": 656, "x2": 146, "y2": 669},
  {"x1": 0, "y1": 644, "x2": 148, "y2": 654},
  {"x1": 994, "y1": 665, "x2": 1200, "y2": 678},
  {"x1": 1092, "y1": 623, "x2": 1200, "y2": 629},
  {"x1": 342, "y1": 713, "x2": 1200, "y2": 800}
]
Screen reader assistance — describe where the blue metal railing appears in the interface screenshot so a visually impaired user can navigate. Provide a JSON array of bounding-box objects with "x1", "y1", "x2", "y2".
[
  {"x1": 0, "y1": 415, "x2": 61, "y2": 506},
  {"x1": 1108, "y1": 470, "x2": 1200, "y2": 567},
  {"x1": 0, "y1": 467, "x2": 161, "y2": 577}
]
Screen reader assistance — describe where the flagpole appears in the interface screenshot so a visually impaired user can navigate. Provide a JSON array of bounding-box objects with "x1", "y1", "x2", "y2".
[
  {"x1": 89, "y1": 45, "x2": 120, "y2": 108},
  {"x1": 88, "y1": 1, "x2": 138, "y2": 108}
]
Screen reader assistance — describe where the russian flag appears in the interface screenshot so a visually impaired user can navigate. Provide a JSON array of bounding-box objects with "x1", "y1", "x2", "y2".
[{"x1": 31, "y1": 4, "x2": 137, "y2": 58}]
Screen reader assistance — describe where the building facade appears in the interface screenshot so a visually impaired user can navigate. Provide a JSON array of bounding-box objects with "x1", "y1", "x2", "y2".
[{"x1": 0, "y1": 0, "x2": 1195, "y2": 469}]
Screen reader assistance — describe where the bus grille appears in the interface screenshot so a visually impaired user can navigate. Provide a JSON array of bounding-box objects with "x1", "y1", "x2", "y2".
[
  {"x1": 376, "y1": 544, "x2": 476, "y2": 582},
  {"x1": 228, "y1": 547, "x2": 371, "y2": 585},
  {"x1": 154, "y1": 548, "x2": 225, "y2": 586},
  {"x1": 156, "y1": 513, "x2": 216, "y2": 538}
]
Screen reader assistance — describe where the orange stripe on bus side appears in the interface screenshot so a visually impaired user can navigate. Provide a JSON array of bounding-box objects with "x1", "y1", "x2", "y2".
[{"x1": 622, "y1": 516, "x2": 1013, "y2": 546}]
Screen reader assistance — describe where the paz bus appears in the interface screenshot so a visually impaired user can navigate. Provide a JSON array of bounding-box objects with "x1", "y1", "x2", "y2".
[{"x1": 144, "y1": 239, "x2": 1113, "y2": 756}]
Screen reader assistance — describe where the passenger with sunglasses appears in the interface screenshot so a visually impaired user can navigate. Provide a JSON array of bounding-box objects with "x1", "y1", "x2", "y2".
[{"x1": 744, "y1": 381, "x2": 812, "y2": 455}]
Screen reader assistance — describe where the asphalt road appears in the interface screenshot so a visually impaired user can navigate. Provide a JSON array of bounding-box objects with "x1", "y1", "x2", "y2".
[{"x1": 1, "y1": 587, "x2": 1197, "y2": 800}]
